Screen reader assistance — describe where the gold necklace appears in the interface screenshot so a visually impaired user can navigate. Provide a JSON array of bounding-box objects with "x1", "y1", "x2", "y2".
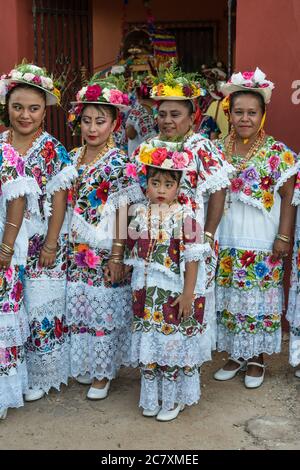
[
  {"x1": 7, "y1": 127, "x2": 43, "y2": 156},
  {"x1": 225, "y1": 129, "x2": 266, "y2": 173}
]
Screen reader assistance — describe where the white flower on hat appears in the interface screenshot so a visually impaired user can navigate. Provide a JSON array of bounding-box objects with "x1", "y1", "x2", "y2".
[
  {"x1": 23, "y1": 73, "x2": 35, "y2": 82},
  {"x1": 77, "y1": 86, "x2": 87, "y2": 100},
  {"x1": 230, "y1": 72, "x2": 244, "y2": 85},
  {"x1": 11, "y1": 71, "x2": 23, "y2": 80},
  {"x1": 0, "y1": 80, "x2": 7, "y2": 98},
  {"x1": 102, "y1": 87, "x2": 111, "y2": 102},
  {"x1": 41, "y1": 76, "x2": 53, "y2": 89},
  {"x1": 253, "y1": 67, "x2": 266, "y2": 83},
  {"x1": 161, "y1": 159, "x2": 174, "y2": 169}
]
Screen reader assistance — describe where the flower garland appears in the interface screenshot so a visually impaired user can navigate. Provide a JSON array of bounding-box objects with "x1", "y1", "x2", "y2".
[{"x1": 137, "y1": 140, "x2": 193, "y2": 170}]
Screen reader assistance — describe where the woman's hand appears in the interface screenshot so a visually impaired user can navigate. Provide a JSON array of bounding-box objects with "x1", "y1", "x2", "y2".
[
  {"x1": 172, "y1": 293, "x2": 194, "y2": 322},
  {"x1": 0, "y1": 252, "x2": 12, "y2": 270},
  {"x1": 106, "y1": 259, "x2": 124, "y2": 284},
  {"x1": 39, "y1": 241, "x2": 58, "y2": 268},
  {"x1": 271, "y1": 239, "x2": 290, "y2": 262}
]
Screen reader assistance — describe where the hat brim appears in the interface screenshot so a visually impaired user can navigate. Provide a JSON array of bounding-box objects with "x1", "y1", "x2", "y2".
[
  {"x1": 71, "y1": 101, "x2": 129, "y2": 112},
  {"x1": 151, "y1": 96, "x2": 199, "y2": 101},
  {"x1": 221, "y1": 83, "x2": 271, "y2": 104},
  {"x1": 4, "y1": 79, "x2": 59, "y2": 105}
]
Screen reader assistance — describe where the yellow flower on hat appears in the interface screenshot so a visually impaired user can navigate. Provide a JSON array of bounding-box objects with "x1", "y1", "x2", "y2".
[
  {"x1": 53, "y1": 87, "x2": 61, "y2": 103},
  {"x1": 163, "y1": 85, "x2": 184, "y2": 97}
]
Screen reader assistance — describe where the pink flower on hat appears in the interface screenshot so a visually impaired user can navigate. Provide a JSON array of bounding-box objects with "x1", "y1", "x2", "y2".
[
  {"x1": 109, "y1": 89, "x2": 125, "y2": 104},
  {"x1": 172, "y1": 151, "x2": 189, "y2": 169},
  {"x1": 242, "y1": 71, "x2": 255, "y2": 80}
]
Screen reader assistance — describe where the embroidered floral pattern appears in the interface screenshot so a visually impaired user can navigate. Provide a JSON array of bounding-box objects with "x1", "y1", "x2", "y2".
[
  {"x1": 26, "y1": 315, "x2": 69, "y2": 354},
  {"x1": 71, "y1": 147, "x2": 139, "y2": 228},
  {"x1": 217, "y1": 309, "x2": 281, "y2": 335},
  {"x1": 26, "y1": 233, "x2": 68, "y2": 279},
  {"x1": 0, "y1": 265, "x2": 25, "y2": 314},
  {"x1": 217, "y1": 247, "x2": 283, "y2": 291},
  {"x1": 216, "y1": 137, "x2": 299, "y2": 212},
  {"x1": 133, "y1": 286, "x2": 206, "y2": 337},
  {"x1": 0, "y1": 345, "x2": 25, "y2": 376}
]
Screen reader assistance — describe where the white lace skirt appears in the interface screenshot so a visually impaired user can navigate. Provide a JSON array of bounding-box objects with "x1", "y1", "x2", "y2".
[{"x1": 66, "y1": 282, "x2": 133, "y2": 380}]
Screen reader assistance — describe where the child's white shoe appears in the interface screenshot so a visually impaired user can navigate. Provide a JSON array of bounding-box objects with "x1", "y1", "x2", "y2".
[{"x1": 156, "y1": 403, "x2": 185, "y2": 422}]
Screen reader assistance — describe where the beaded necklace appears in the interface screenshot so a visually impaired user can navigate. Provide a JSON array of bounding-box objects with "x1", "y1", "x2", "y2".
[
  {"x1": 225, "y1": 128, "x2": 266, "y2": 173},
  {"x1": 7, "y1": 127, "x2": 43, "y2": 156}
]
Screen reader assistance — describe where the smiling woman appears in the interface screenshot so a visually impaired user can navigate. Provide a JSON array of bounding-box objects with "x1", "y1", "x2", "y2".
[
  {"x1": 66, "y1": 74, "x2": 144, "y2": 400},
  {"x1": 0, "y1": 62, "x2": 77, "y2": 415},
  {"x1": 213, "y1": 68, "x2": 300, "y2": 388}
]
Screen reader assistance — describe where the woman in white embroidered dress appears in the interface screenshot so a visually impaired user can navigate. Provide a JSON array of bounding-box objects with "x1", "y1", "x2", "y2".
[
  {"x1": 0, "y1": 63, "x2": 77, "y2": 401},
  {"x1": 213, "y1": 68, "x2": 299, "y2": 388},
  {"x1": 0, "y1": 125, "x2": 40, "y2": 419},
  {"x1": 66, "y1": 77, "x2": 143, "y2": 399},
  {"x1": 287, "y1": 173, "x2": 300, "y2": 378}
]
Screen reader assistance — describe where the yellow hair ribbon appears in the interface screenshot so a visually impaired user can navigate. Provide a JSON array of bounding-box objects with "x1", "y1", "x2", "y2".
[{"x1": 243, "y1": 111, "x2": 266, "y2": 144}]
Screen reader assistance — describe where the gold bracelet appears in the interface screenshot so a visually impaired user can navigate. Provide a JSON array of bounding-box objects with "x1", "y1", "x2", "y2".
[
  {"x1": 113, "y1": 242, "x2": 125, "y2": 247},
  {"x1": 42, "y1": 245, "x2": 57, "y2": 254},
  {"x1": 0, "y1": 249, "x2": 12, "y2": 258},
  {"x1": 5, "y1": 221, "x2": 19, "y2": 229},
  {"x1": 1, "y1": 243, "x2": 14, "y2": 254},
  {"x1": 109, "y1": 258, "x2": 124, "y2": 264},
  {"x1": 204, "y1": 231, "x2": 214, "y2": 240},
  {"x1": 276, "y1": 234, "x2": 290, "y2": 243},
  {"x1": 110, "y1": 252, "x2": 124, "y2": 258}
]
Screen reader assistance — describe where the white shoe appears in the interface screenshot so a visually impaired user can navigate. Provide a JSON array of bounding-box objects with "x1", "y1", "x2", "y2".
[
  {"x1": 142, "y1": 406, "x2": 161, "y2": 417},
  {"x1": 24, "y1": 389, "x2": 45, "y2": 402},
  {"x1": 244, "y1": 362, "x2": 265, "y2": 389},
  {"x1": 156, "y1": 404, "x2": 185, "y2": 422},
  {"x1": 87, "y1": 381, "x2": 110, "y2": 400},
  {"x1": 0, "y1": 408, "x2": 7, "y2": 420},
  {"x1": 214, "y1": 358, "x2": 247, "y2": 381},
  {"x1": 75, "y1": 373, "x2": 93, "y2": 385},
  {"x1": 294, "y1": 369, "x2": 300, "y2": 378}
]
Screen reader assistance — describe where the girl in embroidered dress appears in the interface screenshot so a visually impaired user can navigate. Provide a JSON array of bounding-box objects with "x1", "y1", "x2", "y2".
[
  {"x1": 0, "y1": 63, "x2": 77, "y2": 401},
  {"x1": 0, "y1": 89, "x2": 40, "y2": 418},
  {"x1": 286, "y1": 172, "x2": 300, "y2": 378},
  {"x1": 66, "y1": 76, "x2": 144, "y2": 399},
  {"x1": 213, "y1": 68, "x2": 299, "y2": 388},
  {"x1": 127, "y1": 146, "x2": 213, "y2": 421},
  {"x1": 132, "y1": 64, "x2": 233, "y2": 359}
]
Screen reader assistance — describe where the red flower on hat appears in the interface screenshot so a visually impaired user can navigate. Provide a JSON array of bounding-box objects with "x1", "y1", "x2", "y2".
[{"x1": 85, "y1": 84, "x2": 102, "y2": 101}]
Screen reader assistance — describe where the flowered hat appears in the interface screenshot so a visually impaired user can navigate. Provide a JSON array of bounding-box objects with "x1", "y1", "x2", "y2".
[
  {"x1": 68, "y1": 75, "x2": 130, "y2": 135},
  {"x1": 221, "y1": 67, "x2": 274, "y2": 104},
  {"x1": 135, "y1": 139, "x2": 193, "y2": 172},
  {"x1": 150, "y1": 61, "x2": 207, "y2": 101},
  {"x1": 0, "y1": 62, "x2": 61, "y2": 106}
]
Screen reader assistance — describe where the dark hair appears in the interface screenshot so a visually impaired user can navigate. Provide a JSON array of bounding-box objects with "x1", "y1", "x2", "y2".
[
  {"x1": 229, "y1": 90, "x2": 265, "y2": 115},
  {"x1": 1, "y1": 83, "x2": 46, "y2": 128},
  {"x1": 146, "y1": 166, "x2": 182, "y2": 184},
  {"x1": 158, "y1": 99, "x2": 195, "y2": 116},
  {"x1": 81, "y1": 103, "x2": 118, "y2": 122}
]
